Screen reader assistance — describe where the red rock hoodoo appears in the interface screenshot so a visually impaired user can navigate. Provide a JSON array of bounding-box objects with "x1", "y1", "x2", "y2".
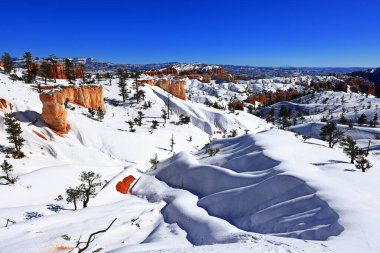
[
  {"x1": 116, "y1": 175, "x2": 136, "y2": 194},
  {"x1": 40, "y1": 86, "x2": 104, "y2": 134}
]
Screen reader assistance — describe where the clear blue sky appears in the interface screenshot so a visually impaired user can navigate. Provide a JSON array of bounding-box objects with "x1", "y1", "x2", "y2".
[{"x1": 1, "y1": 0, "x2": 379, "y2": 67}]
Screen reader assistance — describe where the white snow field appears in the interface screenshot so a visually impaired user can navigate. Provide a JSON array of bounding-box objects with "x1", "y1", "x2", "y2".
[{"x1": 0, "y1": 70, "x2": 380, "y2": 253}]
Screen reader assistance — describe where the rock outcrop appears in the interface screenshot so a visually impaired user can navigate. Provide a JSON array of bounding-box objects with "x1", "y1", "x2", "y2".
[
  {"x1": 40, "y1": 86, "x2": 104, "y2": 134},
  {"x1": 116, "y1": 175, "x2": 136, "y2": 194},
  {"x1": 48, "y1": 65, "x2": 84, "y2": 79},
  {"x1": 0, "y1": 60, "x2": 4, "y2": 68},
  {"x1": 139, "y1": 79, "x2": 186, "y2": 100}
]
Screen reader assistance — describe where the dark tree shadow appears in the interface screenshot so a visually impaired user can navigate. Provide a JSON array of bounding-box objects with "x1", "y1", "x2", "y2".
[
  {"x1": 24, "y1": 211, "x2": 44, "y2": 220},
  {"x1": 46, "y1": 204, "x2": 64, "y2": 213}
]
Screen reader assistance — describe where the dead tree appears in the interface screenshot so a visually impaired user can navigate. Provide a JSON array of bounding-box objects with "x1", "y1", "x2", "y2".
[{"x1": 71, "y1": 218, "x2": 117, "y2": 253}]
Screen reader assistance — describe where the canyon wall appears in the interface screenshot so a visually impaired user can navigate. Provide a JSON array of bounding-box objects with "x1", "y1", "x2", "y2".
[
  {"x1": 48, "y1": 65, "x2": 84, "y2": 79},
  {"x1": 40, "y1": 86, "x2": 104, "y2": 134},
  {"x1": 139, "y1": 79, "x2": 186, "y2": 100}
]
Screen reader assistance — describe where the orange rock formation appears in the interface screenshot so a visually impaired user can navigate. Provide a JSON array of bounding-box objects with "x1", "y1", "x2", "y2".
[
  {"x1": 139, "y1": 79, "x2": 186, "y2": 100},
  {"x1": 48, "y1": 65, "x2": 84, "y2": 79},
  {"x1": 40, "y1": 86, "x2": 104, "y2": 134},
  {"x1": 116, "y1": 175, "x2": 136, "y2": 194}
]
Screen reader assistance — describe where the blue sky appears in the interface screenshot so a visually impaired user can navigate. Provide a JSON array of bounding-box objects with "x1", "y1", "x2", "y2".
[{"x1": 1, "y1": 0, "x2": 379, "y2": 67}]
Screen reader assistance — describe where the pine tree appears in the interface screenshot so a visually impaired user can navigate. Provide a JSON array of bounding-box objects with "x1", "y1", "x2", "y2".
[
  {"x1": 266, "y1": 106, "x2": 275, "y2": 123},
  {"x1": 23, "y1": 52, "x2": 33, "y2": 69},
  {"x1": 369, "y1": 112, "x2": 378, "y2": 127},
  {"x1": 96, "y1": 107, "x2": 105, "y2": 121},
  {"x1": 47, "y1": 54, "x2": 58, "y2": 83},
  {"x1": 64, "y1": 58, "x2": 75, "y2": 84},
  {"x1": 118, "y1": 75, "x2": 127, "y2": 102},
  {"x1": 339, "y1": 114, "x2": 348, "y2": 125},
  {"x1": 4, "y1": 113, "x2": 25, "y2": 158},
  {"x1": 340, "y1": 136, "x2": 365, "y2": 164},
  {"x1": 1, "y1": 52, "x2": 14, "y2": 74},
  {"x1": 161, "y1": 109, "x2": 168, "y2": 124},
  {"x1": 149, "y1": 153, "x2": 159, "y2": 169},
  {"x1": 88, "y1": 108, "x2": 95, "y2": 118},
  {"x1": 127, "y1": 120, "x2": 135, "y2": 132},
  {"x1": 320, "y1": 122, "x2": 343, "y2": 148},
  {"x1": 65, "y1": 187, "x2": 81, "y2": 210},
  {"x1": 358, "y1": 113, "x2": 367, "y2": 126},
  {"x1": 136, "y1": 111, "x2": 144, "y2": 126},
  {"x1": 40, "y1": 61, "x2": 52, "y2": 85},
  {"x1": 78, "y1": 171, "x2": 102, "y2": 208},
  {"x1": 355, "y1": 156, "x2": 372, "y2": 172},
  {"x1": 0, "y1": 160, "x2": 18, "y2": 184},
  {"x1": 22, "y1": 52, "x2": 37, "y2": 83},
  {"x1": 79, "y1": 63, "x2": 86, "y2": 84},
  {"x1": 229, "y1": 129, "x2": 238, "y2": 137},
  {"x1": 151, "y1": 120, "x2": 159, "y2": 130},
  {"x1": 170, "y1": 134, "x2": 175, "y2": 153}
]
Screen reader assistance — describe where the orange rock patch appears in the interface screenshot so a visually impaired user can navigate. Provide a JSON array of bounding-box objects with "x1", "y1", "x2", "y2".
[
  {"x1": 116, "y1": 175, "x2": 136, "y2": 194},
  {"x1": 49, "y1": 246, "x2": 74, "y2": 253},
  {"x1": 32, "y1": 130, "x2": 48, "y2": 141}
]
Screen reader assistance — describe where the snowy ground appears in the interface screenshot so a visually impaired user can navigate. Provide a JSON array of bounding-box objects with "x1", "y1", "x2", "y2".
[{"x1": 0, "y1": 70, "x2": 379, "y2": 253}]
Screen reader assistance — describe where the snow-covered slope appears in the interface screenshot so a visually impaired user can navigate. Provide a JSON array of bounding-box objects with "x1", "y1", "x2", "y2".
[{"x1": 1, "y1": 70, "x2": 380, "y2": 253}]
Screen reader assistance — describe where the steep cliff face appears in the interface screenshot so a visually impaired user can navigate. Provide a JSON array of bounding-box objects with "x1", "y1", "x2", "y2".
[
  {"x1": 139, "y1": 79, "x2": 186, "y2": 100},
  {"x1": 48, "y1": 65, "x2": 84, "y2": 79},
  {"x1": 40, "y1": 86, "x2": 104, "y2": 134}
]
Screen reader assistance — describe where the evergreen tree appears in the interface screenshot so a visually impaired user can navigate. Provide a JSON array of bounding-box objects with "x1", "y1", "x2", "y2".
[
  {"x1": 127, "y1": 120, "x2": 135, "y2": 132},
  {"x1": 65, "y1": 187, "x2": 81, "y2": 210},
  {"x1": 96, "y1": 107, "x2": 105, "y2": 121},
  {"x1": 369, "y1": 112, "x2": 378, "y2": 127},
  {"x1": 78, "y1": 171, "x2": 102, "y2": 208},
  {"x1": 47, "y1": 54, "x2": 58, "y2": 83},
  {"x1": 161, "y1": 108, "x2": 168, "y2": 124},
  {"x1": 179, "y1": 114, "x2": 191, "y2": 124},
  {"x1": 0, "y1": 160, "x2": 18, "y2": 184},
  {"x1": 339, "y1": 114, "x2": 348, "y2": 125},
  {"x1": 64, "y1": 58, "x2": 75, "y2": 84},
  {"x1": 4, "y1": 113, "x2": 25, "y2": 158},
  {"x1": 320, "y1": 122, "x2": 343, "y2": 148},
  {"x1": 358, "y1": 113, "x2": 367, "y2": 126},
  {"x1": 40, "y1": 61, "x2": 52, "y2": 85},
  {"x1": 340, "y1": 136, "x2": 365, "y2": 164},
  {"x1": 355, "y1": 156, "x2": 372, "y2": 172},
  {"x1": 266, "y1": 106, "x2": 275, "y2": 123},
  {"x1": 229, "y1": 129, "x2": 238, "y2": 137},
  {"x1": 118, "y1": 75, "x2": 127, "y2": 102},
  {"x1": 1, "y1": 52, "x2": 14, "y2": 74},
  {"x1": 79, "y1": 63, "x2": 86, "y2": 84},
  {"x1": 22, "y1": 52, "x2": 38, "y2": 83},
  {"x1": 136, "y1": 111, "x2": 144, "y2": 126},
  {"x1": 170, "y1": 134, "x2": 175, "y2": 153},
  {"x1": 149, "y1": 153, "x2": 159, "y2": 169},
  {"x1": 151, "y1": 120, "x2": 159, "y2": 130},
  {"x1": 23, "y1": 51, "x2": 33, "y2": 69},
  {"x1": 88, "y1": 108, "x2": 95, "y2": 118}
]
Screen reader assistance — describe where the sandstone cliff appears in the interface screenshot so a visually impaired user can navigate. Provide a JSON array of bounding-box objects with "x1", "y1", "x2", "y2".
[
  {"x1": 40, "y1": 86, "x2": 104, "y2": 134},
  {"x1": 48, "y1": 65, "x2": 84, "y2": 79},
  {"x1": 139, "y1": 79, "x2": 186, "y2": 100}
]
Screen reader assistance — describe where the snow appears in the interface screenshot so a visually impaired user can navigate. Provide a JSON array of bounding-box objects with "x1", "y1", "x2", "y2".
[{"x1": 0, "y1": 70, "x2": 380, "y2": 253}]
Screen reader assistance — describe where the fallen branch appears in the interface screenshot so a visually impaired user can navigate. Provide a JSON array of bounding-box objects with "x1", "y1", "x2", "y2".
[{"x1": 71, "y1": 218, "x2": 117, "y2": 253}]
